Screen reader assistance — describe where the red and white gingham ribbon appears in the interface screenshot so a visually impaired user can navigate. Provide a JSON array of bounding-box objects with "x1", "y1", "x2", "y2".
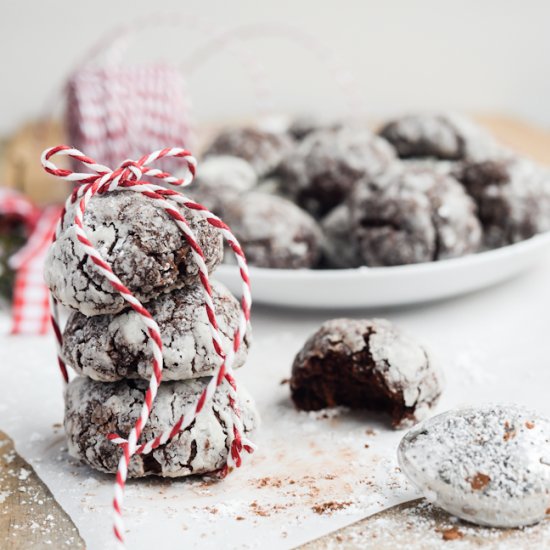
[
  {"x1": 9, "y1": 205, "x2": 63, "y2": 335},
  {"x1": 67, "y1": 64, "x2": 193, "y2": 169},
  {"x1": 0, "y1": 188, "x2": 58, "y2": 335},
  {"x1": 41, "y1": 145, "x2": 254, "y2": 548}
]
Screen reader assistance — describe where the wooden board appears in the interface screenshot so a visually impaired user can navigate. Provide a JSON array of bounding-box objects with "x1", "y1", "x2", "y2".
[
  {"x1": 475, "y1": 114, "x2": 550, "y2": 166},
  {"x1": 0, "y1": 431, "x2": 84, "y2": 550}
]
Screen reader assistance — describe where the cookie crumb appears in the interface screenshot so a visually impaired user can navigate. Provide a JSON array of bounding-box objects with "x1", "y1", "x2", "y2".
[
  {"x1": 255, "y1": 477, "x2": 283, "y2": 489},
  {"x1": 312, "y1": 501, "x2": 352, "y2": 515},
  {"x1": 441, "y1": 526, "x2": 464, "y2": 541},
  {"x1": 249, "y1": 501, "x2": 270, "y2": 517},
  {"x1": 469, "y1": 472, "x2": 491, "y2": 491}
]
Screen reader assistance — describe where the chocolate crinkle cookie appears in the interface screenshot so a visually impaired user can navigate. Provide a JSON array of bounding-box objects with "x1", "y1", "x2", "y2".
[
  {"x1": 203, "y1": 126, "x2": 294, "y2": 178},
  {"x1": 274, "y1": 126, "x2": 396, "y2": 218},
  {"x1": 186, "y1": 155, "x2": 258, "y2": 218},
  {"x1": 454, "y1": 157, "x2": 550, "y2": 248},
  {"x1": 64, "y1": 376, "x2": 259, "y2": 478},
  {"x1": 62, "y1": 281, "x2": 249, "y2": 382},
  {"x1": 345, "y1": 166, "x2": 482, "y2": 266},
  {"x1": 379, "y1": 113, "x2": 503, "y2": 162},
  {"x1": 222, "y1": 192, "x2": 324, "y2": 269},
  {"x1": 44, "y1": 191, "x2": 223, "y2": 316},
  {"x1": 290, "y1": 318, "x2": 442, "y2": 428}
]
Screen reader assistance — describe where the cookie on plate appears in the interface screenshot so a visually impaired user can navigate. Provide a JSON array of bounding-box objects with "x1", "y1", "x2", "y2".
[
  {"x1": 65, "y1": 376, "x2": 259, "y2": 477},
  {"x1": 398, "y1": 404, "x2": 550, "y2": 527},
  {"x1": 454, "y1": 157, "x2": 550, "y2": 248},
  {"x1": 274, "y1": 126, "x2": 396, "y2": 218},
  {"x1": 62, "y1": 280, "x2": 249, "y2": 382},
  {"x1": 222, "y1": 192, "x2": 324, "y2": 269},
  {"x1": 379, "y1": 113, "x2": 503, "y2": 161},
  {"x1": 290, "y1": 318, "x2": 442, "y2": 428},
  {"x1": 44, "y1": 191, "x2": 223, "y2": 316},
  {"x1": 187, "y1": 155, "x2": 258, "y2": 218},
  {"x1": 346, "y1": 166, "x2": 482, "y2": 266},
  {"x1": 203, "y1": 126, "x2": 294, "y2": 178}
]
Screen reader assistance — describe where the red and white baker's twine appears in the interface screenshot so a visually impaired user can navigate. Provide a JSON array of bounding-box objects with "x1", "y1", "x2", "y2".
[{"x1": 41, "y1": 145, "x2": 254, "y2": 547}]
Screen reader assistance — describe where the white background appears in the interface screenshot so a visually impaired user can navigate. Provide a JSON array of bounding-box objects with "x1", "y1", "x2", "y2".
[{"x1": 2, "y1": 0, "x2": 550, "y2": 135}]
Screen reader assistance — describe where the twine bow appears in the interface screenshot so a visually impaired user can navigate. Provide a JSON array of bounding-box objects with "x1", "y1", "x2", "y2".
[{"x1": 41, "y1": 145, "x2": 254, "y2": 548}]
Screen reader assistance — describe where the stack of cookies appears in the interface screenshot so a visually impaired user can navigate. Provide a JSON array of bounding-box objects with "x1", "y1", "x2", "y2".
[{"x1": 44, "y1": 190, "x2": 259, "y2": 478}]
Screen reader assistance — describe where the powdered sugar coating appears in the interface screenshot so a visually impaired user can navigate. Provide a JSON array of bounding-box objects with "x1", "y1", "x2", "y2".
[
  {"x1": 64, "y1": 376, "x2": 259, "y2": 478},
  {"x1": 44, "y1": 191, "x2": 223, "y2": 316},
  {"x1": 290, "y1": 318, "x2": 443, "y2": 428},
  {"x1": 204, "y1": 126, "x2": 294, "y2": 178},
  {"x1": 62, "y1": 280, "x2": 250, "y2": 382},
  {"x1": 186, "y1": 155, "x2": 258, "y2": 219},
  {"x1": 348, "y1": 165, "x2": 482, "y2": 266},
  {"x1": 455, "y1": 157, "x2": 550, "y2": 248},
  {"x1": 196, "y1": 155, "x2": 257, "y2": 193},
  {"x1": 274, "y1": 126, "x2": 396, "y2": 217},
  {"x1": 398, "y1": 404, "x2": 550, "y2": 527},
  {"x1": 379, "y1": 113, "x2": 505, "y2": 162},
  {"x1": 222, "y1": 192, "x2": 324, "y2": 269}
]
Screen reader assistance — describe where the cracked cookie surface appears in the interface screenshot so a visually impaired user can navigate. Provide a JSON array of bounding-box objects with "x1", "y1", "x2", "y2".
[
  {"x1": 64, "y1": 376, "x2": 259, "y2": 477},
  {"x1": 454, "y1": 157, "x2": 550, "y2": 248},
  {"x1": 290, "y1": 318, "x2": 442, "y2": 428},
  {"x1": 222, "y1": 192, "x2": 324, "y2": 269},
  {"x1": 204, "y1": 126, "x2": 294, "y2": 178},
  {"x1": 274, "y1": 126, "x2": 396, "y2": 218},
  {"x1": 379, "y1": 113, "x2": 503, "y2": 161},
  {"x1": 186, "y1": 155, "x2": 258, "y2": 219},
  {"x1": 44, "y1": 190, "x2": 223, "y2": 316},
  {"x1": 346, "y1": 165, "x2": 482, "y2": 266},
  {"x1": 62, "y1": 280, "x2": 250, "y2": 381}
]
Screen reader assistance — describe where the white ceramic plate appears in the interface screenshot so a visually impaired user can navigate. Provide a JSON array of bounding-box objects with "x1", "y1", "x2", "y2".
[{"x1": 216, "y1": 232, "x2": 550, "y2": 309}]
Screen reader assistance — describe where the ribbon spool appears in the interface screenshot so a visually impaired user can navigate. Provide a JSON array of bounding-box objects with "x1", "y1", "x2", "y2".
[
  {"x1": 67, "y1": 64, "x2": 192, "y2": 170},
  {"x1": 65, "y1": 21, "x2": 194, "y2": 170}
]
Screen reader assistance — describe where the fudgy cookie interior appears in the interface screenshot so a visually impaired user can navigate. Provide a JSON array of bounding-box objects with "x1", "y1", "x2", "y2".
[{"x1": 291, "y1": 331, "x2": 414, "y2": 427}]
